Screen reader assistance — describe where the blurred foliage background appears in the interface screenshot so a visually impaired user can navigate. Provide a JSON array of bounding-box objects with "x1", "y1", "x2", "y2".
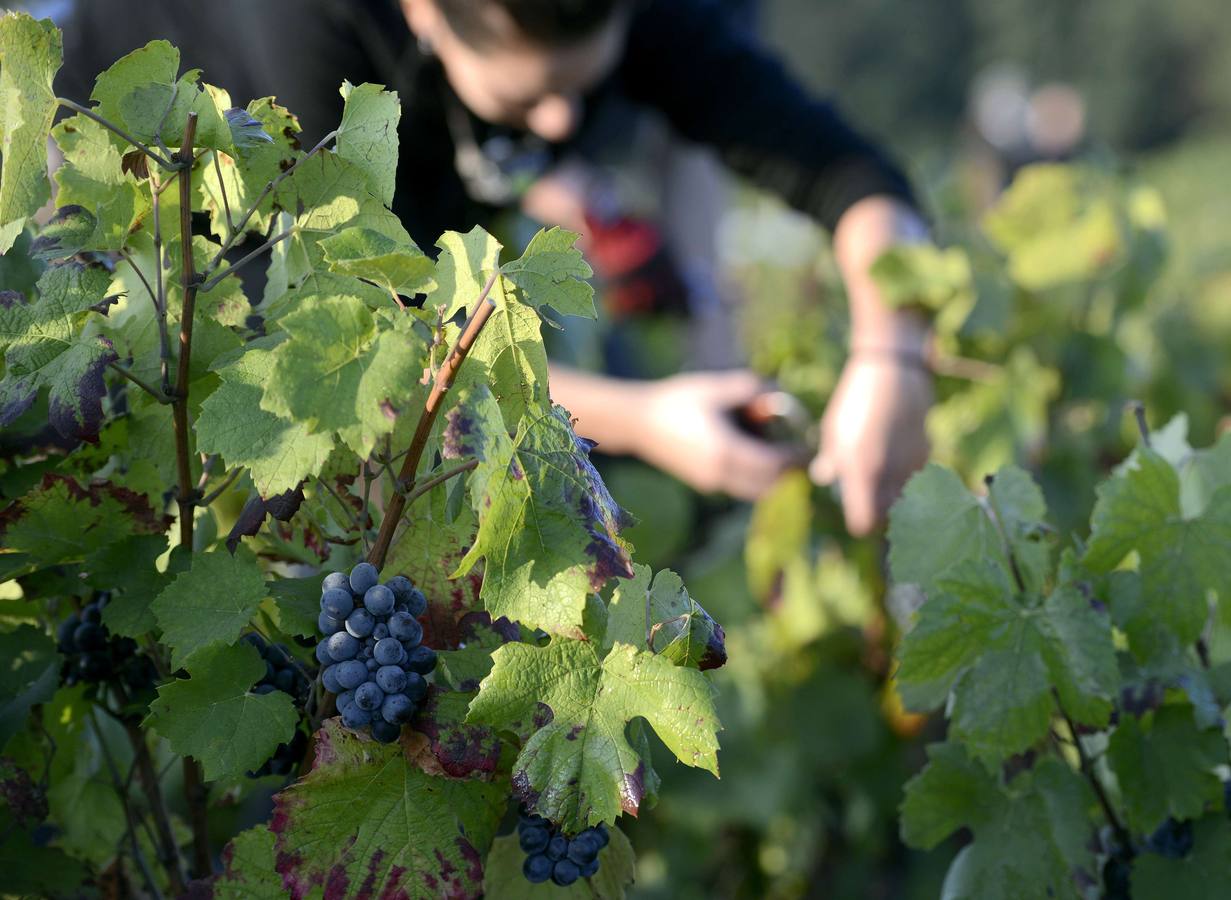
[
  {"x1": 606, "y1": 1, "x2": 1231, "y2": 897},
  {"x1": 11, "y1": 0, "x2": 1231, "y2": 896}
]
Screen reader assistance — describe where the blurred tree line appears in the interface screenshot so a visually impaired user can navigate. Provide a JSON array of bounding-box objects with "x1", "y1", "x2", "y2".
[{"x1": 765, "y1": 0, "x2": 1231, "y2": 152}]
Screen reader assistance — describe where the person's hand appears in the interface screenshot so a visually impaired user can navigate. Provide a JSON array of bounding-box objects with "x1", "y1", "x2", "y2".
[
  {"x1": 810, "y1": 356, "x2": 933, "y2": 535},
  {"x1": 632, "y1": 370, "x2": 798, "y2": 501}
]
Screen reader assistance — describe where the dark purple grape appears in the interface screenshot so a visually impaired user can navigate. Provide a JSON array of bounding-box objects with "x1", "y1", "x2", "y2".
[
  {"x1": 551, "y1": 859, "x2": 580, "y2": 886},
  {"x1": 81, "y1": 604, "x2": 103, "y2": 625},
  {"x1": 326, "y1": 631, "x2": 360, "y2": 661},
  {"x1": 322, "y1": 571, "x2": 351, "y2": 594},
  {"x1": 318, "y1": 611, "x2": 341, "y2": 635},
  {"x1": 321, "y1": 588, "x2": 355, "y2": 619},
  {"x1": 335, "y1": 660, "x2": 368, "y2": 691},
  {"x1": 370, "y1": 719, "x2": 400, "y2": 744},
  {"x1": 520, "y1": 826, "x2": 550, "y2": 854},
  {"x1": 345, "y1": 608, "x2": 376, "y2": 639},
  {"x1": 381, "y1": 693, "x2": 415, "y2": 724},
  {"x1": 375, "y1": 666, "x2": 407, "y2": 694},
  {"x1": 388, "y1": 611, "x2": 422, "y2": 645},
  {"x1": 342, "y1": 703, "x2": 372, "y2": 729},
  {"x1": 274, "y1": 668, "x2": 297, "y2": 694},
  {"x1": 73, "y1": 622, "x2": 106, "y2": 651},
  {"x1": 354, "y1": 682, "x2": 385, "y2": 711},
  {"x1": 364, "y1": 584, "x2": 395, "y2": 617},
  {"x1": 349, "y1": 563, "x2": 379, "y2": 596},
  {"x1": 546, "y1": 834, "x2": 568, "y2": 860},
  {"x1": 523, "y1": 854, "x2": 553, "y2": 884},
  {"x1": 403, "y1": 671, "x2": 427, "y2": 702},
  {"x1": 403, "y1": 645, "x2": 437, "y2": 675}
]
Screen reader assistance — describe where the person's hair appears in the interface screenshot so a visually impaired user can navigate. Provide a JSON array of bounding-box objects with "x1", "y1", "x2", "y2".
[{"x1": 435, "y1": 0, "x2": 626, "y2": 47}]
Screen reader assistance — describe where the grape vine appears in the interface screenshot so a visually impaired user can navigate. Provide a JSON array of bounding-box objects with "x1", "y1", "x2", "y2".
[{"x1": 0, "y1": 11, "x2": 724, "y2": 898}]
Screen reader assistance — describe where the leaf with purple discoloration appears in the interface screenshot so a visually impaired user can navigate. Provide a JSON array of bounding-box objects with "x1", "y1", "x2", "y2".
[
  {"x1": 0, "y1": 262, "x2": 120, "y2": 441},
  {"x1": 269, "y1": 720, "x2": 506, "y2": 899},
  {"x1": 606, "y1": 565, "x2": 727, "y2": 671},
  {"x1": 0, "y1": 473, "x2": 169, "y2": 567},
  {"x1": 406, "y1": 688, "x2": 503, "y2": 780},
  {"x1": 444, "y1": 385, "x2": 634, "y2": 638},
  {"x1": 467, "y1": 639, "x2": 720, "y2": 833}
]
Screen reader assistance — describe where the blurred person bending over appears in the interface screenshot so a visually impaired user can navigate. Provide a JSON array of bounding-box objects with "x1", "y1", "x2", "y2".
[{"x1": 57, "y1": 0, "x2": 934, "y2": 534}]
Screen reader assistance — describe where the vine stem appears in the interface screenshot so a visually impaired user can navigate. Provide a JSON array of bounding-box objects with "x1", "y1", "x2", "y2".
[
  {"x1": 367, "y1": 272, "x2": 500, "y2": 570},
  {"x1": 113, "y1": 684, "x2": 187, "y2": 895},
  {"x1": 1129, "y1": 401, "x2": 1151, "y2": 448},
  {"x1": 89, "y1": 712, "x2": 165, "y2": 900},
  {"x1": 206, "y1": 128, "x2": 339, "y2": 273},
  {"x1": 171, "y1": 114, "x2": 200, "y2": 549},
  {"x1": 108, "y1": 362, "x2": 172, "y2": 404},
  {"x1": 197, "y1": 466, "x2": 244, "y2": 507},
  {"x1": 400, "y1": 458, "x2": 477, "y2": 507},
  {"x1": 1054, "y1": 694, "x2": 1133, "y2": 854},
  {"x1": 56, "y1": 97, "x2": 178, "y2": 171},
  {"x1": 166, "y1": 112, "x2": 214, "y2": 879},
  {"x1": 981, "y1": 474, "x2": 1027, "y2": 594},
  {"x1": 198, "y1": 228, "x2": 295, "y2": 293}
]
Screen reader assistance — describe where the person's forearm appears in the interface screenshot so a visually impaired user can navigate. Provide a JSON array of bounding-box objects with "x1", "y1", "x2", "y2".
[
  {"x1": 832, "y1": 195, "x2": 931, "y2": 353},
  {"x1": 548, "y1": 363, "x2": 647, "y2": 455}
]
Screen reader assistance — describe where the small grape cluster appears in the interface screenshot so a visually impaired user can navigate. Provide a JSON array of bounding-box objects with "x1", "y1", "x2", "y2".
[
  {"x1": 315, "y1": 562, "x2": 436, "y2": 744},
  {"x1": 242, "y1": 633, "x2": 313, "y2": 778},
  {"x1": 57, "y1": 592, "x2": 157, "y2": 692},
  {"x1": 518, "y1": 811, "x2": 608, "y2": 887}
]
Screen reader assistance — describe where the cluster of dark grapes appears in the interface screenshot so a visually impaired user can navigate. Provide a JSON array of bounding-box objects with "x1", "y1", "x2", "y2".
[
  {"x1": 57, "y1": 592, "x2": 157, "y2": 693},
  {"x1": 242, "y1": 633, "x2": 313, "y2": 778},
  {"x1": 518, "y1": 811, "x2": 608, "y2": 887},
  {"x1": 315, "y1": 562, "x2": 436, "y2": 744}
]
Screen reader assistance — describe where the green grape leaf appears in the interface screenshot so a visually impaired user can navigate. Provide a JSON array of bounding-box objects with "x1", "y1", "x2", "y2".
[
  {"x1": 200, "y1": 97, "x2": 301, "y2": 240},
  {"x1": 89, "y1": 41, "x2": 230, "y2": 151},
  {"x1": 900, "y1": 742, "x2": 999, "y2": 850},
  {"x1": 986, "y1": 465, "x2": 1054, "y2": 594},
  {"x1": 47, "y1": 768, "x2": 126, "y2": 864},
  {"x1": 888, "y1": 465, "x2": 1005, "y2": 591},
  {"x1": 0, "y1": 262, "x2": 120, "y2": 441},
  {"x1": 265, "y1": 576, "x2": 325, "y2": 639},
  {"x1": 149, "y1": 547, "x2": 269, "y2": 668},
  {"x1": 1106, "y1": 704, "x2": 1227, "y2": 832},
  {"x1": 29, "y1": 205, "x2": 96, "y2": 263},
  {"x1": 1180, "y1": 431, "x2": 1231, "y2": 518},
  {"x1": 270, "y1": 150, "x2": 410, "y2": 292},
  {"x1": 261, "y1": 291, "x2": 427, "y2": 457},
  {"x1": 435, "y1": 616, "x2": 516, "y2": 691},
  {"x1": 383, "y1": 476, "x2": 482, "y2": 650},
  {"x1": 605, "y1": 564, "x2": 727, "y2": 670},
  {"x1": 482, "y1": 826, "x2": 635, "y2": 899},
  {"x1": 407, "y1": 687, "x2": 502, "y2": 780},
  {"x1": 444, "y1": 386, "x2": 634, "y2": 637},
  {"x1": 432, "y1": 227, "x2": 504, "y2": 319},
  {"x1": 213, "y1": 826, "x2": 308, "y2": 900},
  {"x1": 500, "y1": 227, "x2": 596, "y2": 320},
  {"x1": 197, "y1": 343, "x2": 336, "y2": 495},
  {"x1": 269, "y1": 719, "x2": 507, "y2": 899},
  {"x1": 0, "y1": 473, "x2": 169, "y2": 566},
  {"x1": 0, "y1": 13, "x2": 61, "y2": 253},
  {"x1": 93, "y1": 533, "x2": 177, "y2": 637},
  {"x1": 910, "y1": 752, "x2": 1096, "y2": 899},
  {"x1": 145, "y1": 642, "x2": 297, "y2": 780},
  {"x1": 1132, "y1": 816, "x2": 1231, "y2": 900},
  {"x1": 467, "y1": 639, "x2": 720, "y2": 832},
  {"x1": 451, "y1": 271, "x2": 550, "y2": 429},
  {"x1": 51, "y1": 114, "x2": 149, "y2": 252},
  {"x1": 1084, "y1": 449, "x2": 1231, "y2": 645},
  {"x1": 0, "y1": 625, "x2": 59, "y2": 750},
  {"x1": 320, "y1": 226, "x2": 435, "y2": 298},
  {"x1": 336, "y1": 81, "x2": 401, "y2": 208},
  {"x1": 897, "y1": 561, "x2": 1116, "y2": 761}
]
